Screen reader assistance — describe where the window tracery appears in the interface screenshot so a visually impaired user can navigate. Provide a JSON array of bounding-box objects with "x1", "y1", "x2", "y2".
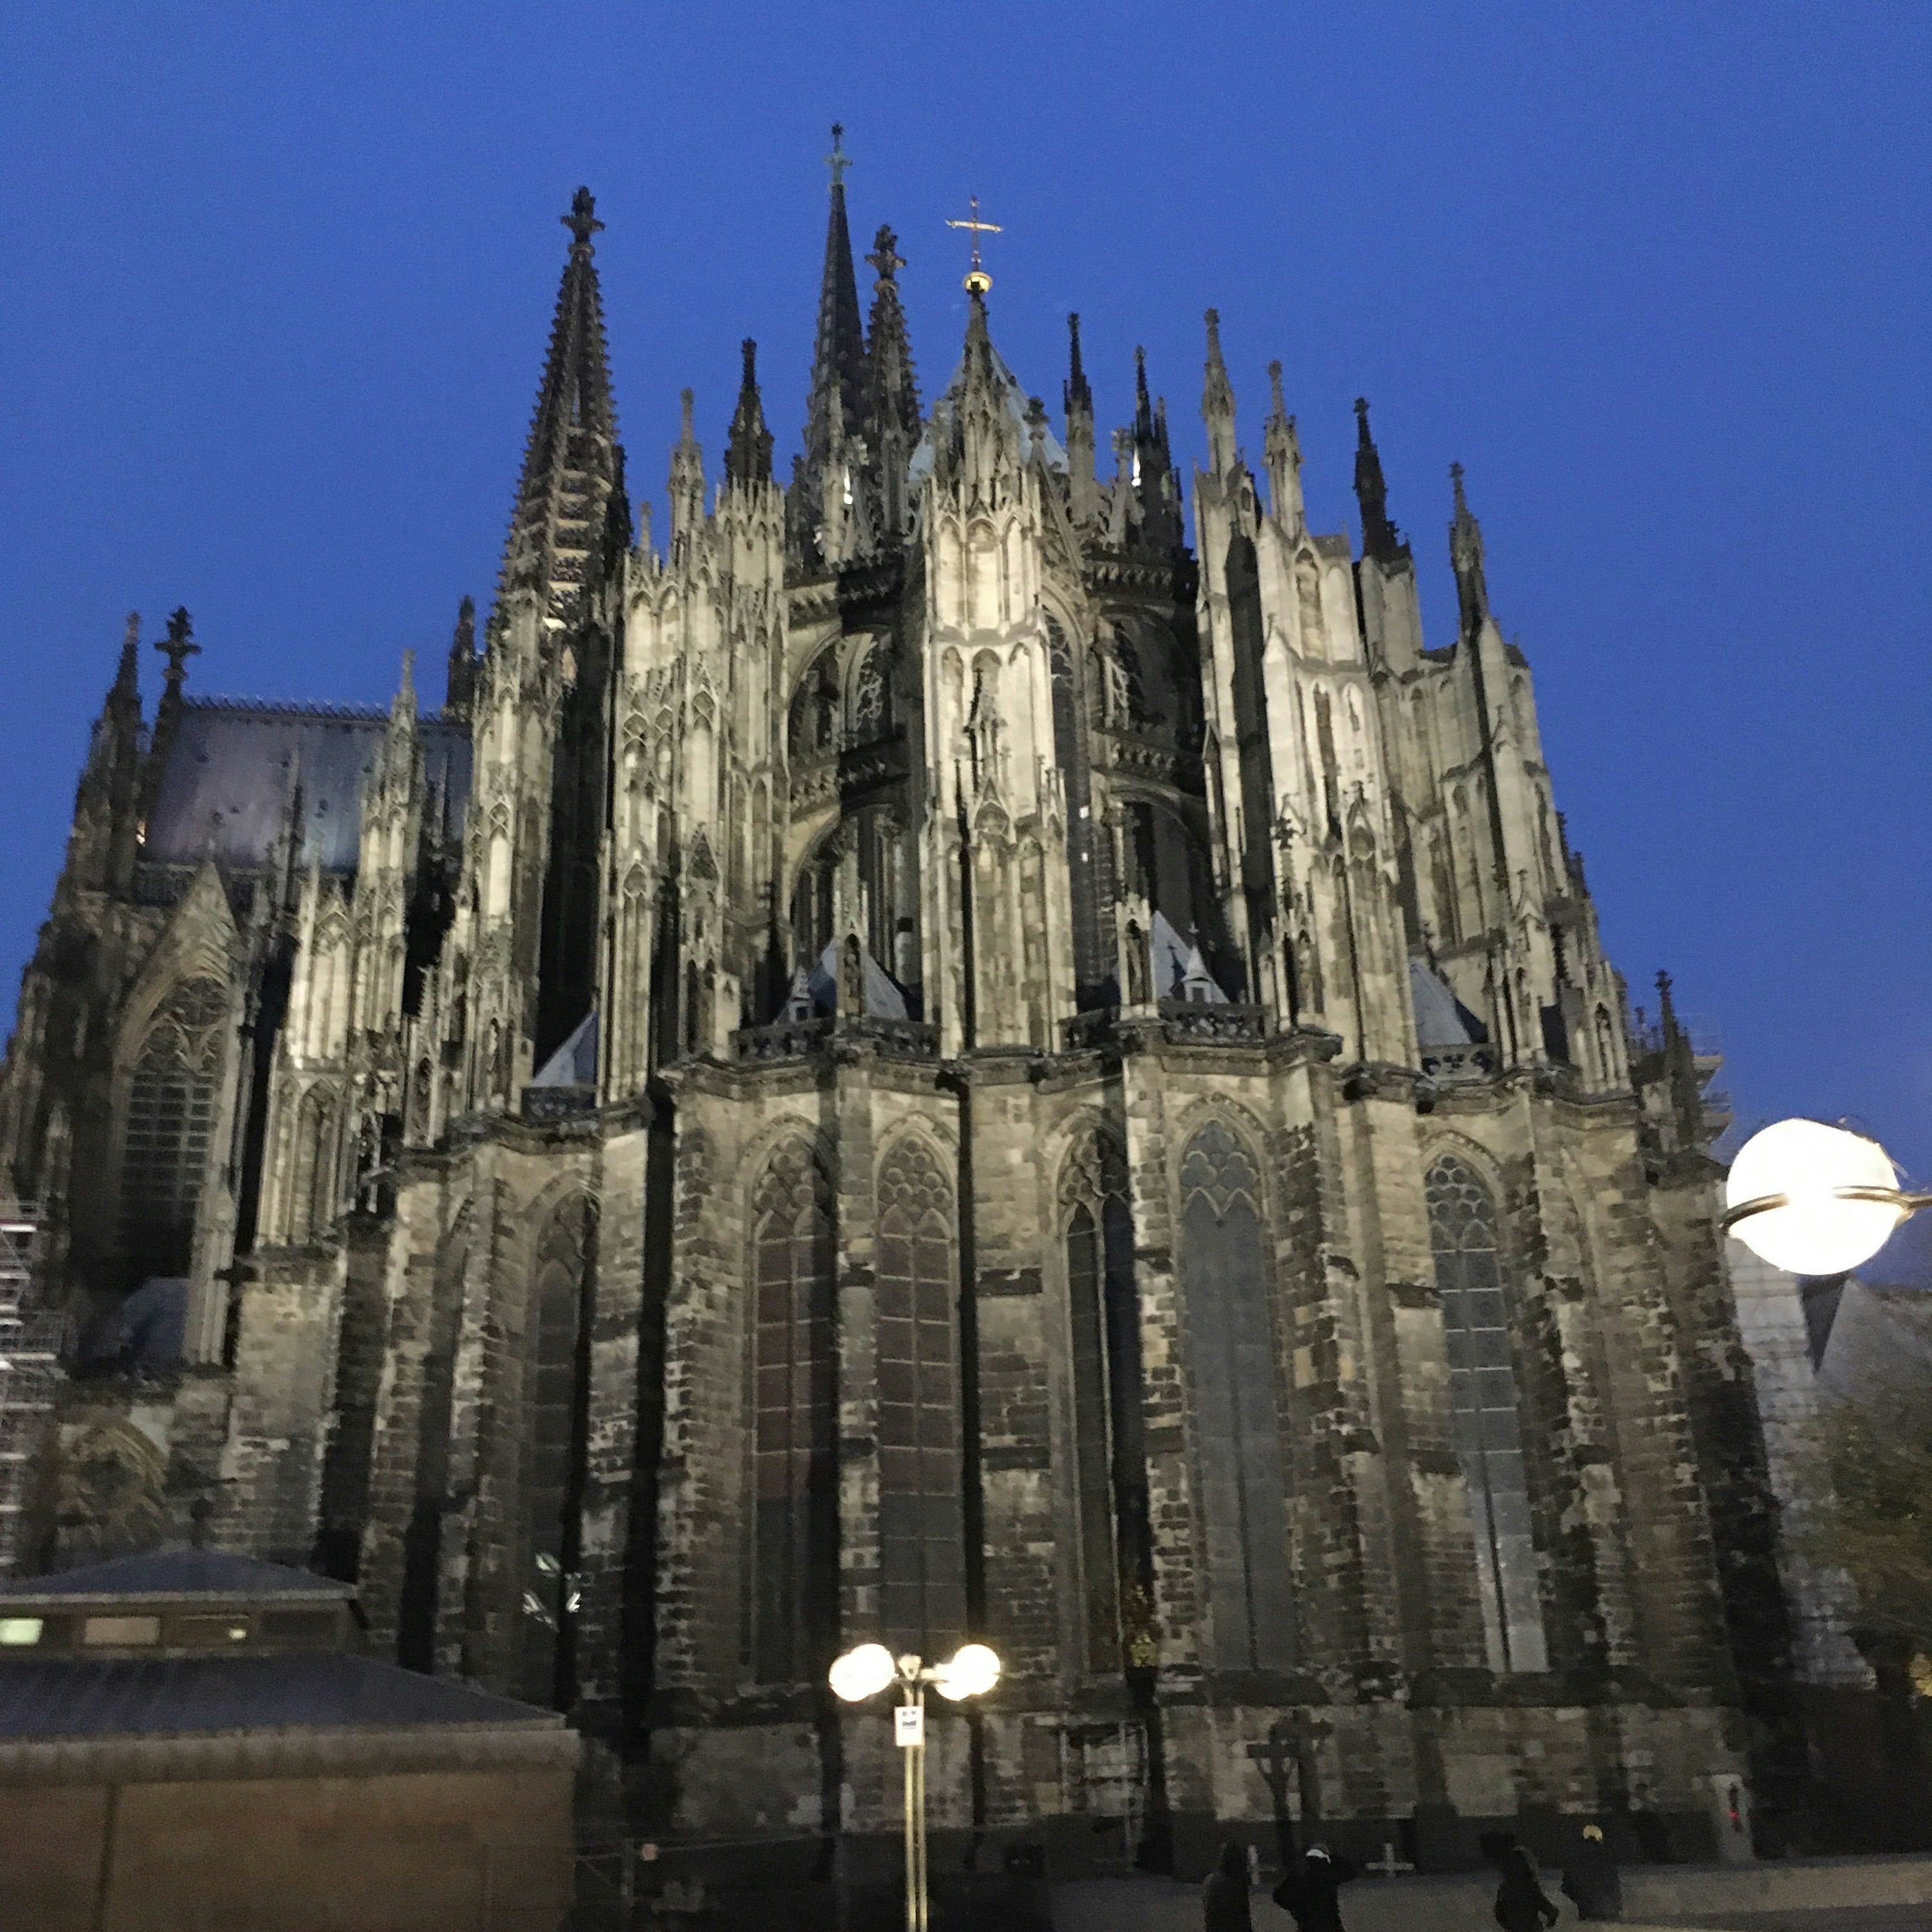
[
  {"x1": 1177, "y1": 1120, "x2": 1294, "y2": 1670},
  {"x1": 1425, "y1": 1153, "x2": 1547, "y2": 1673},
  {"x1": 119, "y1": 978, "x2": 227, "y2": 1279},
  {"x1": 875, "y1": 1136, "x2": 964, "y2": 1653},
  {"x1": 749, "y1": 1141, "x2": 837, "y2": 1682}
]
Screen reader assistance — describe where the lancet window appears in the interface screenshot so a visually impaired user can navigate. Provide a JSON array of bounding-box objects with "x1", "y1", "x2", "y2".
[
  {"x1": 119, "y1": 979, "x2": 227, "y2": 1281},
  {"x1": 749, "y1": 1142, "x2": 837, "y2": 1683},
  {"x1": 875, "y1": 1136, "x2": 965, "y2": 1654},
  {"x1": 1425, "y1": 1153, "x2": 1548, "y2": 1673},
  {"x1": 518, "y1": 1193, "x2": 597, "y2": 1710},
  {"x1": 1062, "y1": 1129, "x2": 1148, "y2": 1671},
  {"x1": 1177, "y1": 1120, "x2": 1295, "y2": 1671}
]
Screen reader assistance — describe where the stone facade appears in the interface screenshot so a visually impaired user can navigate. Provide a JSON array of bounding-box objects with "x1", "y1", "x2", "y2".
[{"x1": 0, "y1": 143, "x2": 1787, "y2": 1875}]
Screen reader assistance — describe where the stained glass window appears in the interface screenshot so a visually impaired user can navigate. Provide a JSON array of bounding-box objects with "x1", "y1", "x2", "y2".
[
  {"x1": 751, "y1": 1143, "x2": 837, "y2": 1681},
  {"x1": 120, "y1": 980, "x2": 227, "y2": 1279},
  {"x1": 1178, "y1": 1121, "x2": 1294, "y2": 1671},
  {"x1": 875, "y1": 1137, "x2": 964, "y2": 1654},
  {"x1": 1425, "y1": 1154, "x2": 1547, "y2": 1673}
]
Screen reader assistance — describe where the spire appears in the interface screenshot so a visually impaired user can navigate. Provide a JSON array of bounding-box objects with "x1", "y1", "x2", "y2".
[
  {"x1": 1129, "y1": 349, "x2": 1180, "y2": 551},
  {"x1": 1353, "y1": 398, "x2": 1404, "y2": 564},
  {"x1": 498, "y1": 187, "x2": 620, "y2": 627},
  {"x1": 110, "y1": 610, "x2": 140, "y2": 705},
  {"x1": 1064, "y1": 312, "x2": 1093, "y2": 419},
  {"x1": 1064, "y1": 313, "x2": 1097, "y2": 525},
  {"x1": 1201, "y1": 309, "x2": 1237, "y2": 477},
  {"x1": 444, "y1": 595, "x2": 476, "y2": 717},
  {"x1": 799, "y1": 124, "x2": 868, "y2": 542},
  {"x1": 724, "y1": 339, "x2": 774, "y2": 488},
  {"x1": 1449, "y1": 462, "x2": 1490, "y2": 636},
  {"x1": 392, "y1": 648, "x2": 418, "y2": 723},
  {"x1": 668, "y1": 386, "x2": 706, "y2": 546},
  {"x1": 864, "y1": 226, "x2": 920, "y2": 537},
  {"x1": 1263, "y1": 361, "x2": 1303, "y2": 530}
]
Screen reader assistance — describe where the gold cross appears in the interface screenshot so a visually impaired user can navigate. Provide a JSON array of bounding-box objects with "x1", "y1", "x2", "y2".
[{"x1": 946, "y1": 195, "x2": 1002, "y2": 293}]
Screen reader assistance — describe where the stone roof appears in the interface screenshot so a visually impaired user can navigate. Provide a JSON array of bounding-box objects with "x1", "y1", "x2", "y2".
[
  {"x1": 143, "y1": 698, "x2": 471, "y2": 874},
  {"x1": 0, "y1": 1546, "x2": 350, "y2": 1606}
]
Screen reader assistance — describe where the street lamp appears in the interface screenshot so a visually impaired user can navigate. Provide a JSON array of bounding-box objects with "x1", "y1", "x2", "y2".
[
  {"x1": 1723, "y1": 1118, "x2": 1931, "y2": 1276},
  {"x1": 829, "y1": 1640, "x2": 1002, "y2": 1932}
]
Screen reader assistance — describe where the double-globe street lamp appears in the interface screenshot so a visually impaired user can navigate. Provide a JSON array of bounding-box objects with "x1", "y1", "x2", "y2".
[
  {"x1": 829, "y1": 1640, "x2": 1002, "y2": 1932},
  {"x1": 1724, "y1": 1117, "x2": 1931, "y2": 1276}
]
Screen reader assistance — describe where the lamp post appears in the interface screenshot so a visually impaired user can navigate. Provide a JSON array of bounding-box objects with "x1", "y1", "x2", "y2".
[
  {"x1": 1723, "y1": 1118, "x2": 1930, "y2": 1276},
  {"x1": 829, "y1": 1640, "x2": 1002, "y2": 1932}
]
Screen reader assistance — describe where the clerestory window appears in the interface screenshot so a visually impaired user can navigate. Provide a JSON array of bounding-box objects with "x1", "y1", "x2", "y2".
[{"x1": 119, "y1": 980, "x2": 227, "y2": 1280}]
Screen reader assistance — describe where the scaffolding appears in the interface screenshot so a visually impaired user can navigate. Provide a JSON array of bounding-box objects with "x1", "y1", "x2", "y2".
[{"x1": 0, "y1": 1204, "x2": 56, "y2": 1574}]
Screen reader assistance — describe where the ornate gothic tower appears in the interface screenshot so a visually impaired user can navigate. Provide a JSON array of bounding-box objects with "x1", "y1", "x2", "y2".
[{"x1": 0, "y1": 139, "x2": 1805, "y2": 1897}]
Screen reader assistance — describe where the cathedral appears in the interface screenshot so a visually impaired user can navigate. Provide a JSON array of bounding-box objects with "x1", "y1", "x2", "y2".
[{"x1": 0, "y1": 137, "x2": 1795, "y2": 1886}]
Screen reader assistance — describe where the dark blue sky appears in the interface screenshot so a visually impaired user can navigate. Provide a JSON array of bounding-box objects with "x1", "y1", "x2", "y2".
[{"x1": 3, "y1": 4, "x2": 1928, "y2": 1172}]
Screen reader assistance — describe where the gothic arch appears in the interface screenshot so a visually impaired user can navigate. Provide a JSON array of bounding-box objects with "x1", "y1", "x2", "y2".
[
  {"x1": 1175, "y1": 1115, "x2": 1295, "y2": 1671},
  {"x1": 1422, "y1": 1149, "x2": 1548, "y2": 1673}
]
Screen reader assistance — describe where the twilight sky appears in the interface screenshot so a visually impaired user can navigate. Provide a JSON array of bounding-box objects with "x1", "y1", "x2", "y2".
[{"x1": 2, "y1": 4, "x2": 1928, "y2": 1177}]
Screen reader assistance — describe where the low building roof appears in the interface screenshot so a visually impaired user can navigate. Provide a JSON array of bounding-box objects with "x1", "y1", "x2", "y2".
[
  {"x1": 0, "y1": 1547, "x2": 352, "y2": 1607},
  {"x1": 0, "y1": 1652, "x2": 561, "y2": 1742}
]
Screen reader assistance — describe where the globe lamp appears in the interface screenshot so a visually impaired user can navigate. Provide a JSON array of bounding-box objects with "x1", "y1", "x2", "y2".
[
  {"x1": 828, "y1": 1642, "x2": 898, "y2": 1704},
  {"x1": 1724, "y1": 1119, "x2": 1913, "y2": 1277},
  {"x1": 932, "y1": 1642, "x2": 1002, "y2": 1702}
]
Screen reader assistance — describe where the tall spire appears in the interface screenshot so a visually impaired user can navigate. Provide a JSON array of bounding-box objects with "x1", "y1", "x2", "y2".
[
  {"x1": 798, "y1": 124, "x2": 868, "y2": 548},
  {"x1": 725, "y1": 340, "x2": 774, "y2": 488},
  {"x1": 68, "y1": 614, "x2": 148, "y2": 892},
  {"x1": 1353, "y1": 398, "x2": 1404, "y2": 563},
  {"x1": 1449, "y1": 461, "x2": 1490, "y2": 636},
  {"x1": 1064, "y1": 313, "x2": 1097, "y2": 525},
  {"x1": 444, "y1": 595, "x2": 476, "y2": 717},
  {"x1": 1201, "y1": 309, "x2": 1236, "y2": 477},
  {"x1": 1263, "y1": 361, "x2": 1303, "y2": 532},
  {"x1": 498, "y1": 187, "x2": 620, "y2": 628}
]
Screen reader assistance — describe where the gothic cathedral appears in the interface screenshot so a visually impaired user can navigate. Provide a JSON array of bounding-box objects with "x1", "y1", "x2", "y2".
[{"x1": 0, "y1": 146, "x2": 1786, "y2": 1875}]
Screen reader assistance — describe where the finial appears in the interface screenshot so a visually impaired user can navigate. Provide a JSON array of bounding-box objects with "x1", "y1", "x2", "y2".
[
  {"x1": 946, "y1": 195, "x2": 1002, "y2": 294},
  {"x1": 740, "y1": 338, "x2": 758, "y2": 386},
  {"x1": 562, "y1": 187, "x2": 603, "y2": 251},
  {"x1": 1068, "y1": 312, "x2": 1085, "y2": 372},
  {"x1": 155, "y1": 606, "x2": 200, "y2": 685},
  {"x1": 865, "y1": 223, "x2": 904, "y2": 287},
  {"x1": 123, "y1": 611, "x2": 140, "y2": 652},
  {"x1": 1204, "y1": 308, "x2": 1224, "y2": 356},
  {"x1": 826, "y1": 123, "x2": 850, "y2": 189},
  {"x1": 1450, "y1": 460, "x2": 1467, "y2": 504},
  {"x1": 1269, "y1": 362, "x2": 1288, "y2": 419},
  {"x1": 680, "y1": 386, "x2": 696, "y2": 438}
]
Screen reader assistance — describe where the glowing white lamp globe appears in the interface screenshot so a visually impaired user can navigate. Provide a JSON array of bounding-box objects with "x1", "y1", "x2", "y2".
[
  {"x1": 1725, "y1": 1119, "x2": 1904, "y2": 1277},
  {"x1": 828, "y1": 1642, "x2": 898, "y2": 1703},
  {"x1": 932, "y1": 1642, "x2": 1002, "y2": 1702}
]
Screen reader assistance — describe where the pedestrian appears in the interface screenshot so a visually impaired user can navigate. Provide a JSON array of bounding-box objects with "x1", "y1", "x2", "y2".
[
  {"x1": 1494, "y1": 1845, "x2": 1560, "y2": 1932},
  {"x1": 1272, "y1": 1842, "x2": 1359, "y2": 1932},
  {"x1": 1560, "y1": 1823, "x2": 1622, "y2": 1920},
  {"x1": 1202, "y1": 1840, "x2": 1253, "y2": 1932}
]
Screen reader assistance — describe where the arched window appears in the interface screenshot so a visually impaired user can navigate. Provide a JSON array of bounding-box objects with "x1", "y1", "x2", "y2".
[
  {"x1": 1178, "y1": 1121, "x2": 1294, "y2": 1671},
  {"x1": 875, "y1": 1137, "x2": 964, "y2": 1653},
  {"x1": 1063, "y1": 1131, "x2": 1148, "y2": 1671},
  {"x1": 1425, "y1": 1154, "x2": 1547, "y2": 1673},
  {"x1": 120, "y1": 979, "x2": 228, "y2": 1280},
  {"x1": 518, "y1": 1193, "x2": 597, "y2": 1710},
  {"x1": 750, "y1": 1142, "x2": 837, "y2": 1682}
]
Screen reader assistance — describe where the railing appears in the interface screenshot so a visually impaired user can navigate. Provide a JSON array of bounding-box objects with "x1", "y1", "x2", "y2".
[
  {"x1": 1158, "y1": 999, "x2": 1267, "y2": 1043},
  {"x1": 1418, "y1": 1042, "x2": 1500, "y2": 1085},
  {"x1": 732, "y1": 1017, "x2": 834, "y2": 1062},
  {"x1": 844, "y1": 1016, "x2": 938, "y2": 1057},
  {"x1": 521, "y1": 1084, "x2": 598, "y2": 1124}
]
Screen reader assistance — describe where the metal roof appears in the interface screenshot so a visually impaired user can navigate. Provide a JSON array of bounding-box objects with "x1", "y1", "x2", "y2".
[
  {"x1": 0, "y1": 1546, "x2": 351, "y2": 1606},
  {"x1": 0, "y1": 1652, "x2": 560, "y2": 1740},
  {"x1": 143, "y1": 699, "x2": 472, "y2": 874}
]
